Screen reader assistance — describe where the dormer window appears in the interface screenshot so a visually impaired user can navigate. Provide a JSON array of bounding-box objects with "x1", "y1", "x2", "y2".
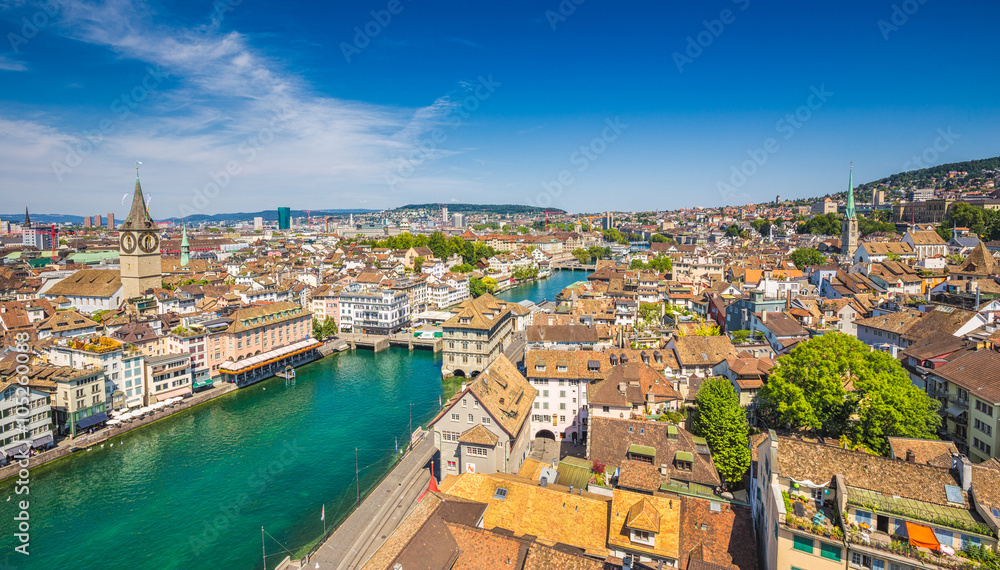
[{"x1": 674, "y1": 451, "x2": 693, "y2": 471}]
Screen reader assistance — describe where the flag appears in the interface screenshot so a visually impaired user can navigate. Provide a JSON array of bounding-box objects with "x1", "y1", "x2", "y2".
[
  {"x1": 321, "y1": 505, "x2": 325, "y2": 521},
  {"x1": 136, "y1": 161, "x2": 142, "y2": 165}
]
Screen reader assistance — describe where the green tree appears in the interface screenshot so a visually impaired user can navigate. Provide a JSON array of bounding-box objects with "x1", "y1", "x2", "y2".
[
  {"x1": 452, "y1": 263, "x2": 475, "y2": 273},
  {"x1": 572, "y1": 248, "x2": 590, "y2": 264},
  {"x1": 725, "y1": 224, "x2": 740, "y2": 237},
  {"x1": 788, "y1": 248, "x2": 826, "y2": 269},
  {"x1": 758, "y1": 333, "x2": 940, "y2": 454},
  {"x1": 428, "y1": 232, "x2": 448, "y2": 258},
  {"x1": 413, "y1": 256, "x2": 425, "y2": 272},
  {"x1": 638, "y1": 303, "x2": 660, "y2": 324},
  {"x1": 797, "y1": 213, "x2": 840, "y2": 236},
  {"x1": 469, "y1": 277, "x2": 497, "y2": 297},
  {"x1": 693, "y1": 377, "x2": 751, "y2": 486},
  {"x1": 650, "y1": 234, "x2": 672, "y2": 243}
]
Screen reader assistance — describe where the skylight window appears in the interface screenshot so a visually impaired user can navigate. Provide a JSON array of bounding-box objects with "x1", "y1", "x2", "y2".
[{"x1": 494, "y1": 487, "x2": 508, "y2": 500}]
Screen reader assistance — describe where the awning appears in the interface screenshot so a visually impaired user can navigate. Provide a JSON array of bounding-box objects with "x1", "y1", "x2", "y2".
[
  {"x1": 4, "y1": 442, "x2": 29, "y2": 458},
  {"x1": 155, "y1": 387, "x2": 191, "y2": 402},
  {"x1": 31, "y1": 434, "x2": 54, "y2": 448},
  {"x1": 907, "y1": 521, "x2": 941, "y2": 551},
  {"x1": 193, "y1": 378, "x2": 214, "y2": 389},
  {"x1": 76, "y1": 412, "x2": 109, "y2": 430},
  {"x1": 945, "y1": 405, "x2": 967, "y2": 417}
]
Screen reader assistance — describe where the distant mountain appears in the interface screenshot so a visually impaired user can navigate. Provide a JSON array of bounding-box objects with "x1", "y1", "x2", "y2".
[
  {"x1": 0, "y1": 209, "x2": 376, "y2": 226},
  {"x1": 394, "y1": 203, "x2": 565, "y2": 215},
  {"x1": 158, "y1": 209, "x2": 376, "y2": 224},
  {"x1": 0, "y1": 213, "x2": 85, "y2": 225}
]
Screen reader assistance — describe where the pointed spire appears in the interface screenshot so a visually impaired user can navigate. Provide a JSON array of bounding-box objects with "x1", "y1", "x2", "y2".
[
  {"x1": 180, "y1": 223, "x2": 190, "y2": 267},
  {"x1": 845, "y1": 163, "x2": 856, "y2": 220},
  {"x1": 24, "y1": 207, "x2": 30, "y2": 227},
  {"x1": 120, "y1": 172, "x2": 155, "y2": 231}
]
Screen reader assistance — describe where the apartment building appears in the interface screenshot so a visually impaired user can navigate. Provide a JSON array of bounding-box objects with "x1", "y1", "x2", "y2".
[
  {"x1": 144, "y1": 353, "x2": 193, "y2": 403},
  {"x1": 441, "y1": 293, "x2": 513, "y2": 377},
  {"x1": 429, "y1": 355, "x2": 536, "y2": 476},
  {"x1": 338, "y1": 288, "x2": 410, "y2": 334},
  {"x1": 1, "y1": 376, "x2": 55, "y2": 460},
  {"x1": 50, "y1": 366, "x2": 107, "y2": 437},
  {"x1": 45, "y1": 336, "x2": 138, "y2": 410},
  {"x1": 754, "y1": 433, "x2": 1000, "y2": 570}
]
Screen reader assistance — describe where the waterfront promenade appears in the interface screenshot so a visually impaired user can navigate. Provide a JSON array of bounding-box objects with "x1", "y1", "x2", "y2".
[{"x1": 284, "y1": 430, "x2": 438, "y2": 570}]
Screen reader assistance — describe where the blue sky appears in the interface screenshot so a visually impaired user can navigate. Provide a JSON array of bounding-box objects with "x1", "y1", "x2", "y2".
[{"x1": 1, "y1": 0, "x2": 998, "y2": 218}]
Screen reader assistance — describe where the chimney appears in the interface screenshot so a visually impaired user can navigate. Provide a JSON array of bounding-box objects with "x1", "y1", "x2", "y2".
[
  {"x1": 569, "y1": 485, "x2": 574, "y2": 494},
  {"x1": 961, "y1": 456, "x2": 974, "y2": 492},
  {"x1": 660, "y1": 464, "x2": 668, "y2": 476},
  {"x1": 540, "y1": 476, "x2": 548, "y2": 488},
  {"x1": 761, "y1": 311, "x2": 767, "y2": 324},
  {"x1": 905, "y1": 449, "x2": 916, "y2": 463}
]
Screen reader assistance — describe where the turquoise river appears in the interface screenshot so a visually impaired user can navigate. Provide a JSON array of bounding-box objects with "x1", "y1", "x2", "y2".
[{"x1": 0, "y1": 269, "x2": 585, "y2": 569}]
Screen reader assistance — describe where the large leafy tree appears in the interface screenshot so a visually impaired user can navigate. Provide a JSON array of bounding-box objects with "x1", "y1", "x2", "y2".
[
  {"x1": 693, "y1": 377, "x2": 751, "y2": 486},
  {"x1": 758, "y1": 333, "x2": 941, "y2": 455},
  {"x1": 788, "y1": 248, "x2": 826, "y2": 269}
]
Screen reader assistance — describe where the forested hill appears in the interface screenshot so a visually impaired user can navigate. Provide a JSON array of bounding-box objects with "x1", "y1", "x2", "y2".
[{"x1": 394, "y1": 203, "x2": 565, "y2": 215}]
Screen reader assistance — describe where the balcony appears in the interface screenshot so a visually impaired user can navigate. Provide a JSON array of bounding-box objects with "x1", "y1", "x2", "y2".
[
  {"x1": 948, "y1": 396, "x2": 970, "y2": 410},
  {"x1": 782, "y1": 492, "x2": 842, "y2": 540},
  {"x1": 845, "y1": 529, "x2": 984, "y2": 570}
]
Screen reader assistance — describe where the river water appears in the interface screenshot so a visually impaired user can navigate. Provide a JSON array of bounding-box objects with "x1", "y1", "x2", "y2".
[{"x1": 0, "y1": 270, "x2": 586, "y2": 569}]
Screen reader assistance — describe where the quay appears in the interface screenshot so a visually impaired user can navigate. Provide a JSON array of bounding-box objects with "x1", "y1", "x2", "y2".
[{"x1": 279, "y1": 429, "x2": 439, "y2": 570}]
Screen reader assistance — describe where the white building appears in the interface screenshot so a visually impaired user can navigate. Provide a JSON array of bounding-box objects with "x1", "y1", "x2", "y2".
[{"x1": 338, "y1": 288, "x2": 411, "y2": 334}]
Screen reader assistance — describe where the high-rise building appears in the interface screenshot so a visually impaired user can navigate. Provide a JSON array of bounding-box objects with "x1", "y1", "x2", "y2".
[
  {"x1": 841, "y1": 165, "x2": 859, "y2": 257},
  {"x1": 95, "y1": 214, "x2": 102, "y2": 228},
  {"x1": 119, "y1": 173, "x2": 161, "y2": 299},
  {"x1": 441, "y1": 206, "x2": 448, "y2": 224},
  {"x1": 277, "y1": 207, "x2": 291, "y2": 230},
  {"x1": 84, "y1": 216, "x2": 92, "y2": 228},
  {"x1": 452, "y1": 213, "x2": 465, "y2": 229},
  {"x1": 253, "y1": 216, "x2": 263, "y2": 230},
  {"x1": 107, "y1": 213, "x2": 115, "y2": 230},
  {"x1": 873, "y1": 189, "x2": 885, "y2": 206}
]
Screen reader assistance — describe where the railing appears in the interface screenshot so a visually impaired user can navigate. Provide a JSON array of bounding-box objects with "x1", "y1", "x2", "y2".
[{"x1": 845, "y1": 531, "x2": 982, "y2": 570}]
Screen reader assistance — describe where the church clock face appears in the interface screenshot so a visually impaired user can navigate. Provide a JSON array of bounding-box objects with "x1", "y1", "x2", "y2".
[
  {"x1": 120, "y1": 232, "x2": 137, "y2": 254},
  {"x1": 138, "y1": 232, "x2": 159, "y2": 253}
]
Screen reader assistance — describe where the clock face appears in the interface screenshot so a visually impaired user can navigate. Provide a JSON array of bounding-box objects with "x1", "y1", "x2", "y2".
[
  {"x1": 120, "y1": 232, "x2": 136, "y2": 254},
  {"x1": 138, "y1": 232, "x2": 159, "y2": 253}
]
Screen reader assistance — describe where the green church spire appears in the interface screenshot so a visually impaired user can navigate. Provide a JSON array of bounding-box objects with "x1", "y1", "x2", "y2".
[{"x1": 845, "y1": 162, "x2": 856, "y2": 220}]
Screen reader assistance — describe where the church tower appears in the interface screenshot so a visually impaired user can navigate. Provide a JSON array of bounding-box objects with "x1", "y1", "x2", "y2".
[
  {"x1": 119, "y1": 170, "x2": 161, "y2": 299},
  {"x1": 180, "y1": 223, "x2": 190, "y2": 267},
  {"x1": 841, "y1": 164, "x2": 859, "y2": 258}
]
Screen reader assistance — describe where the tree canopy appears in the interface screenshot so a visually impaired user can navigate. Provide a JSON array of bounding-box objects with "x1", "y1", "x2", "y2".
[
  {"x1": 758, "y1": 333, "x2": 941, "y2": 455},
  {"x1": 693, "y1": 377, "x2": 751, "y2": 486},
  {"x1": 797, "y1": 213, "x2": 840, "y2": 235},
  {"x1": 788, "y1": 248, "x2": 826, "y2": 269},
  {"x1": 629, "y1": 255, "x2": 672, "y2": 273}
]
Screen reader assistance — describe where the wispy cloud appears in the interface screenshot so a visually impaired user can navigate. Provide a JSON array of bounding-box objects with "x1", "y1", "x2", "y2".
[
  {"x1": 0, "y1": 55, "x2": 28, "y2": 71},
  {"x1": 1, "y1": 0, "x2": 481, "y2": 215}
]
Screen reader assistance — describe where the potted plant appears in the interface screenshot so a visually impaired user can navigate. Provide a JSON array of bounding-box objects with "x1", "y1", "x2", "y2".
[
  {"x1": 812, "y1": 524, "x2": 825, "y2": 536},
  {"x1": 831, "y1": 527, "x2": 844, "y2": 541}
]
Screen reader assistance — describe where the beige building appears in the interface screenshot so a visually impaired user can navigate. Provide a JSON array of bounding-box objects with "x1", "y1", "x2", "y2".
[
  {"x1": 429, "y1": 355, "x2": 536, "y2": 476},
  {"x1": 144, "y1": 353, "x2": 193, "y2": 403},
  {"x1": 441, "y1": 293, "x2": 514, "y2": 377},
  {"x1": 50, "y1": 366, "x2": 107, "y2": 437}
]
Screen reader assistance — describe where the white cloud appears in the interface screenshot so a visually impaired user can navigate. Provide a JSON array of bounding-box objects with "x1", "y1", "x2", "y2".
[
  {"x1": 0, "y1": 55, "x2": 27, "y2": 71},
  {"x1": 1, "y1": 0, "x2": 484, "y2": 216}
]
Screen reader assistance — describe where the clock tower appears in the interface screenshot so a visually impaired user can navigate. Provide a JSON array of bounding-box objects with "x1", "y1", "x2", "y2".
[{"x1": 119, "y1": 172, "x2": 161, "y2": 299}]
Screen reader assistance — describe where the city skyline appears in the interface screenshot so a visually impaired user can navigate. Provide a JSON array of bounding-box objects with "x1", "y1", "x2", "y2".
[{"x1": 1, "y1": 1, "x2": 998, "y2": 217}]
